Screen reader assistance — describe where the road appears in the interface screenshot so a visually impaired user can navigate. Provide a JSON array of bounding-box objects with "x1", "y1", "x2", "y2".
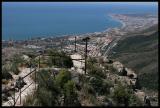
[{"x1": 103, "y1": 37, "x2": 120, "y2": 57}]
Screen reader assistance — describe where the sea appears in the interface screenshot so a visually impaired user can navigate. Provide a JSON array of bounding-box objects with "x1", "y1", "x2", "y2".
[{"x1": 2, "y1": 2, "x2": 158, "y2": 40}]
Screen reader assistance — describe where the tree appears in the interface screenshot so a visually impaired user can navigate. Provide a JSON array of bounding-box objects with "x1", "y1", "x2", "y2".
[{"x1": 62, "y1": 55, "x2": 73, "y2": 68}]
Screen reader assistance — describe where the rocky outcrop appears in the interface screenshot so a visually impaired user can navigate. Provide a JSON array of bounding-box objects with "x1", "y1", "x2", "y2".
[
  {"x1": 110, "y1": 61, "x2": 154, "y2": 106},
  {"x1": 112, "y1": 61, "x2": 127, "y2": 76},
  {"x1": 103, "y1": 57, "x2": 113, "y2": 64},
  {"x1": 125, "y1": 68, "x2": 137, "y2": 79},
  {"x1": 15, "y1": 77, "x2": 27, "y2": 89}
]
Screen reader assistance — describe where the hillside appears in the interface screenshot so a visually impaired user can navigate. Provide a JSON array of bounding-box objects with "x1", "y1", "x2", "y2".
[{"x1": 110, "y1": 25, "x2": 158, "y2": 91}]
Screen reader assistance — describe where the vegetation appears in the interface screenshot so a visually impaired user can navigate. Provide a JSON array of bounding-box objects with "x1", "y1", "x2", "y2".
[
  {"x1": 47, "y1": 50, "x2": 73, "y2": 68},
  {"x1": 89, "y1": 76, "x2": 112, "y2": 95},
  {"x1": 10, "y1": 62, "x2": 20, "y2": 75},
  {"x1": 55, "y1": 69, "x2": 71, "y2": 89},
  {"x1": 110, "y1": 29, "x2": 158, "y2": 91},
  {"x1": 4, "y1": 40, "x2": 151, "y2": 106},
  {"x1": 23, "y1": 92, "x2": 41, "y2": 106},
  {"x1": 87, "y1": 61, "x2": 106, "y2": 78},
  {"x1": 112, "y1": 83, "x2": 142, "y2": 106},
  {"x1": 112, "y1": 84, "x2": 131, "y2": 106},
  {"x1": 2, "y1": 66, "x2": 13, "y2": 80},
  {"x1": 10, "y1": 54, "x2": 27, "y2": 74},
  {"x1": 64, "y1": 81, "x2": 80, "y2": 106},
  {"x1": 25, "y1": 68, "x2": 79, "y2": 106}
]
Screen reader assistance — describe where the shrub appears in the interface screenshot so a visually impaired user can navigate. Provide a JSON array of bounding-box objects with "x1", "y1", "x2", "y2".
[
  {"x1": 112, "y1": 84, "x2": 131, "y2": 106},
  {"x1": 89, "y1": 76, "x2": 104, "y2": 95},
  {"x1": 88, "y1": 64, "x2": 106, "y2": 78},
  {"x1": 10, "y1": 63, "x2": 20, "y2": 75},
  {"x1": 108, "y1": 65, "x2": 117, "y2": 74},
  {"x1": 2, "y1": 66, "x2": 13, "y2": 80},
  {"x1": 128, "y1": 94, "x2": 142, "y2": 106},
  {"x1": 62, "y1": 55, "x2": 73, "y2": 68},
  {"x1": 64, "y1": 80, "x2": 80, "y2": 106},
  {"x1": 47, "y1": 50, "x2": 73, "y2": 68},
  {"x1": 88, "y1": 57, "x2": 97, "y2": 64},
  {"x1": 55, "y1": 69, "x2": 71, "y2": 89},
  {"x1": 2, "y1": 79, "x2": 10, "y2": 84},
  {"x1": 23, "y1": 92, "x2": 41, "y2": 106},
  {"x1": 37, "y1": 87, "x2": 56, "y2": 106},
  {"x1": 37, "y1": 69, "x2": 53, "y2": 88},
  {"x1": 101, "y1": 80, "x2": 113, "y2": 95}
]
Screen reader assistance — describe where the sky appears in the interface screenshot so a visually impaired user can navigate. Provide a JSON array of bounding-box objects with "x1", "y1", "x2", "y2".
[{"x1": 2, "y1": 2, "x2": 158, "y2": 6}]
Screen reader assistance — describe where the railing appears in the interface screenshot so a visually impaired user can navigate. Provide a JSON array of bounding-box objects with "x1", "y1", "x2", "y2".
[
  {"x1": 3, "y1": 36, "x2": 90, "y2": 106},
  {"x1": 13, "y1": 68, "x2": 37, "y2": 106}
]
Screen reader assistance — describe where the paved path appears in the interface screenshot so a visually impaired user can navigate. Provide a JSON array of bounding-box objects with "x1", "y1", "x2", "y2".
[
  {"x1": 70, "y1": 53, "x2": 85, "y2": 74},
  {"x1": 2, "y1": 68, "x2": 37, "y2": 106}
]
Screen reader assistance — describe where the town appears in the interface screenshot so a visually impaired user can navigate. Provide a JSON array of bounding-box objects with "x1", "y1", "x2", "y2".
[{"x1": 2, "y1": 13, "x2": 158, "y2": 106}]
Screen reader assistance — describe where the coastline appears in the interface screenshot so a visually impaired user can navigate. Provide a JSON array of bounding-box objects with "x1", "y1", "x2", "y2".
[
  {"x1": 3, "y1": 13, "x2": 126, "y2": 41},
  {"x1": 108, "y1": 14, "x2": 126, "y2": 29}
]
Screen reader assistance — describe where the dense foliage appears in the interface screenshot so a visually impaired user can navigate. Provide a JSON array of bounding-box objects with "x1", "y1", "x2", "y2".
[
  {"x1": 47, "y1": 50, "x2": 73, "y2": 68},
  {"x1": 2, "y1": 66, "x2": 13, "y2": 80},
  {"x1": 25, "y1": 69, "x2": 79, "y2": 106}
]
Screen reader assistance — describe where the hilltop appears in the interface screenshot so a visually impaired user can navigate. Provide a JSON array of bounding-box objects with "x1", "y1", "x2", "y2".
[
  {"x1": 2, "y1": 14, "x2": 158, "y2": 107},
  {"x1": 110, "y1": 24, "x2": 158, "y2": 91}
]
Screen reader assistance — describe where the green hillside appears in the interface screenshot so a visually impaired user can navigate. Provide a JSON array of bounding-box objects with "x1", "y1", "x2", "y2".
[{"x1": 110, "y1": 26, "x2": 158, "y2": 91}]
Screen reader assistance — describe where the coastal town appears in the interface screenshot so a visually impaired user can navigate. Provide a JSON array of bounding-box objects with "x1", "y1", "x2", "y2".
[
  {"x1": 3, "y1": 14, "x2": 158, "y2": 58},
  {"x1": 2, "y1": 13, "x2": 158, "y2": 106}
]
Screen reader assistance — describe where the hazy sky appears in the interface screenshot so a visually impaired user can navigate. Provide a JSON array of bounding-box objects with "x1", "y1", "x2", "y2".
[{"x1": 2, "y1": 2, "x2": 158, "y2": 6}]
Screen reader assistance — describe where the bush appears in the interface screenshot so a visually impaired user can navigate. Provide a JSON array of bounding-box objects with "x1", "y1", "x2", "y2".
[
  {"x1": 47, "y1": 50, "x2": 73, "y2": 68},
  {"x1": 23, "y1": 92, "x2": 41, "y2": 106},
  {"x1": 87, "y1": 63, "x2": 106, "y2": 78},
  {"x1": 62, "y1": 55, "x2": 73, "y2": 68},
  {"x1": 64, "y1": 80, "x2": 80, "y2": 106},
  {"x1": 89, "y1": 76, "x2": 104, "y2": 95},
  {"x1": 12, "y1": 54, "x2": 25, "y2": 64},
  {"x1": 37, "y1": 87, "x2": 56, "y2": 106},
  {"x1": 2, "y1": 66, "x2": 13, "y2": 80},
  {"x1": 128, "y1": 94, "x2": 142, "y2": 106},
  {"x1": 88, "y1": 57, "x2": 97, "y2": 64},
  {"x1": 37, "y1": 69, "x2": 54, "y2": 88},
  {"x1": 34, "y1": 69, "x2": 61, "y2": 106},
  {"x1": 108, "y1": 65, "x2": 117, "y2": 74},
  {"x1": 112, "y1": 84, "x2": 131, "y2": 106},
  {"x1": 55, "y1": 69, "x2": 71, "y2": 89},
  {"x1": 101, "y1": 80, "x2": 113, "y2": 95},
  {"x1": 10, "y1": 63, "x2": 20, "y2": 75}
]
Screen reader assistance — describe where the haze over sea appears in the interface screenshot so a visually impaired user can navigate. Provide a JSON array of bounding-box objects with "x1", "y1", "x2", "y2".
[{"x1": 2, "y1": 2, "x2": 158, "y2": 40}]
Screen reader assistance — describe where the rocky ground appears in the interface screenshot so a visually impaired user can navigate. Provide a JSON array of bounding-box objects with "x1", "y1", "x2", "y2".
[{"x1": 2, "y1": 68, "x2": 37, "y2": 106}]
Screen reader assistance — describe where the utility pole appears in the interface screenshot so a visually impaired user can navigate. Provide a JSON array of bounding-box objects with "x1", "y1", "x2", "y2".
[
  {"x1": 75, "y1": 36, "x2": 77, "y2": 52},
  {"x1": 82, "y1": 37, "x2": 90, "y2": 74},
  {"x1": 14, "y1": 88, "x2": 15, "y2": 106},
  {"x1": 61, "y1": 39, "x2": 63, "y2": 50}
]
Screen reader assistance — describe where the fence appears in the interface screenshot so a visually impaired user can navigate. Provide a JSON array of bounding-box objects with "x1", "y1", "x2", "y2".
[{"x1": 3, "y1": 36, "x2": 90, "y2": 106}]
